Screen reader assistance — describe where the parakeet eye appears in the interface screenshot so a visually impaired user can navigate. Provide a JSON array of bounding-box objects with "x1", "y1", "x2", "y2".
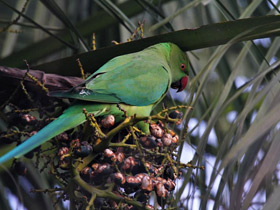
[{"x1": 180, "y1": 63, "x2": 186, "y2": 71}]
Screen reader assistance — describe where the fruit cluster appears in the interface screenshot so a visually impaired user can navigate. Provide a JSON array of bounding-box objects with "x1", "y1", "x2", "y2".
[
  {"x1": 54, "y1": 112, "x2": 183, "y2": 209},
  {"x1": 1, "y1": 103, "x2": 193, "y2": 209}
]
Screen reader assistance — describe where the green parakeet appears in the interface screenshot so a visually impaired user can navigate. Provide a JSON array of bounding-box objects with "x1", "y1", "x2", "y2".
[{"x1": 0, "y1": 43, "x2": 189, "y2": 164}]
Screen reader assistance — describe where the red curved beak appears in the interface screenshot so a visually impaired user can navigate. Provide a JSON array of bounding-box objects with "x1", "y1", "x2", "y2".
[{"x1": 171, "y1": 76, "x2": 188, "y2": 92}]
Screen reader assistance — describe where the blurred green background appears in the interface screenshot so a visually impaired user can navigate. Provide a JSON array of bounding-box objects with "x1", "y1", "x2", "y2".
[{"x1": 0, "y1": 0, "x2": 280, "y2": 209}]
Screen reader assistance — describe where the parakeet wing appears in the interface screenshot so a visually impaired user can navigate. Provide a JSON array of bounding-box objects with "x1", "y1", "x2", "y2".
[{"x1": 51, "y1": 55, "x2": 170, "y2": 106}]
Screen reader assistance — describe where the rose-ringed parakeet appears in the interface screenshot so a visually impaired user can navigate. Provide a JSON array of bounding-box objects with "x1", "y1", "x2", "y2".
[{"x1": 0, "y1": 43, "x2": 189, "y2": 164}]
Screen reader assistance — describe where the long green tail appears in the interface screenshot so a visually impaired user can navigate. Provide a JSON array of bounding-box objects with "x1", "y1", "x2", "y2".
[{"x1": 0, "y1": 103, "x2": 109, "y2": 164}]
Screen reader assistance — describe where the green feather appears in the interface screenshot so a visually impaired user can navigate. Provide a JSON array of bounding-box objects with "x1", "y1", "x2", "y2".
[{"x1": 51, "y1": 44, "x2": 172, "y2": 106}]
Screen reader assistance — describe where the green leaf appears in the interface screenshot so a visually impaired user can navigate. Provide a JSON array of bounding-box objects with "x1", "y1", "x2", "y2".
[{"x1": 30, "y1": 15, "x2": 280, "y2": 76}]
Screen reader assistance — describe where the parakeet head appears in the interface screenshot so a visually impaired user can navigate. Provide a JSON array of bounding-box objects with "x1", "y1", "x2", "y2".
[{"x1": 168, "y1": 43, "x2": 189, "y2": 92}]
